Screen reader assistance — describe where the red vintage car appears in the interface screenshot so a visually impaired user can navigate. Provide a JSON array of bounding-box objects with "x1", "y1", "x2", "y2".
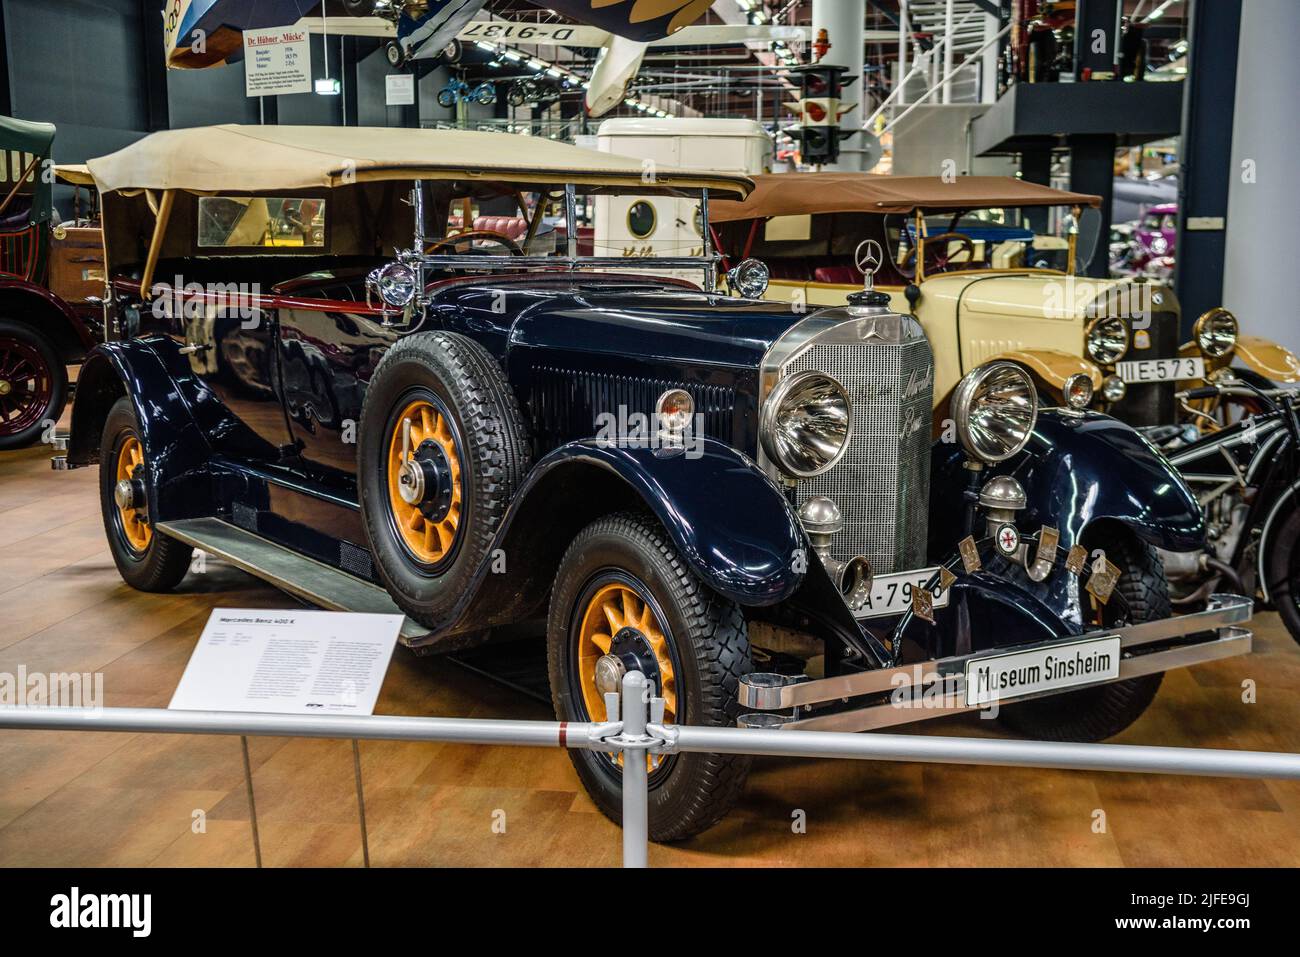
[{"x1": 0, "y1": 116, "x2": 104, "y2": 449}]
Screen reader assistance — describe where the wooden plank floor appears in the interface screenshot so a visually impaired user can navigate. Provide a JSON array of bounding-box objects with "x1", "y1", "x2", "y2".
[{"x1": 1, "y1": 439, "x2": 1298, "y2": 867}]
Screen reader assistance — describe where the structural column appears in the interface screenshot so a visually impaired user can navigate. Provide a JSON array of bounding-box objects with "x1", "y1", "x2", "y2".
[
  {"x1": 1020, "y1": 148, "x2": 1053, "y2": 235},
  {"x1": 1069, "y1": 134, "x2": 1116, "y2": 278},
  {"x1": 1222, "y1": 0, "x2": 1297, "y2": 353},
  {"x1": 812, "y1": 0, "x2": 865, "y2": 170}
]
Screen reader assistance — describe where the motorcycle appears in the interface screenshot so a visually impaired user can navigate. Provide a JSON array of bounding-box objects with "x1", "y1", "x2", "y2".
[
  {"x1": 1145, "y1": 379, "x2": 1300, "y2": 642},
  {"x1": 436, "y1": 79, "x2": 497, "y2": 108}
]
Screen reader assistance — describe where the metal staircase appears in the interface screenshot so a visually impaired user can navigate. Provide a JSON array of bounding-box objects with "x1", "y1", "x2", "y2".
[{"x1": 900, "y1": 0, "x2": 996, "y2": 104}]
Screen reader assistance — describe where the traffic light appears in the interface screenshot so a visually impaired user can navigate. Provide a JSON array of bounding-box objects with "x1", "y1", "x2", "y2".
[{"x1": 785, "y1": 62, "x2": 857, "y2": 165}]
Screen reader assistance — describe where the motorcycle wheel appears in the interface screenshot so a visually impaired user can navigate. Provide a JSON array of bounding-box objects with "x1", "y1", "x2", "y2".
[{"x1": 1264, "y1": 505, "x2": 1300, "y2": 644}]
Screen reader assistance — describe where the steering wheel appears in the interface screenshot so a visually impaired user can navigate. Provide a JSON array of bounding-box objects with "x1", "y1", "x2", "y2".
[
  {"x1": 425, "y1": 229, "x2": 525, "y2": 257},
  {"x1": 900, "y1": 231, "x2": 977, "y2": 278}
]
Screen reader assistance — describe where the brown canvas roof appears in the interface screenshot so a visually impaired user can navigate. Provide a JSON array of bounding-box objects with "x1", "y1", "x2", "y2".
[
  {"x1": 708, "y1": 172, "x2": 1101, "y2": 222},
  {"x1": 82, "y1": 125, "x2": 753, "y2": 198}
]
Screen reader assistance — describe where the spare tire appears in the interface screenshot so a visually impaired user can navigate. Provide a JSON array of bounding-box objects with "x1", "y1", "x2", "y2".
[{"x1": 359, "y1": 332, "x2": 530, "y2": 630}]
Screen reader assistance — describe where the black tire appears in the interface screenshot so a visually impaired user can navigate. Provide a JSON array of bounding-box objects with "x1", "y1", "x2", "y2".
[
  {"x1": 99, "y1": 397, "x2": 193, "y2": 592},
  {"x1": 341, "y1": 0, "x2": 374, "y2": 15},
  {"x1": 359, "y1": 332, "x2": 529, "y2": 630},
  {"x1": 0, "y1": 318, "x2": 68, "y2": 451},
  {"x1": 1263, "y1": 504, "x2": 1300, "y2": 644},
  {"x1": 998, "y1": 531, "x2": 1167, "y2": 741},
  {"x1": 547, "y1": 512, "x2": 752, "y2": 842}
]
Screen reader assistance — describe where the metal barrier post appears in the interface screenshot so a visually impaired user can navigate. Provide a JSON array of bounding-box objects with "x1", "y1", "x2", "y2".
[
  {"x1": 351, "y1": 739, "x2": 371, "y2": 868},
  {"x1": 620, "y1": 671, "x2": 649, "y2": 869},
  {"x1": 238, "y1": 735, "x2": 263, "y2": 868}
]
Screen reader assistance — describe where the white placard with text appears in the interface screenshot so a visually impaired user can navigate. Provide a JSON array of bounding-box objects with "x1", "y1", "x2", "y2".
[
  {"x1": 244, "y1": 27, "x2": 312, "y2": 97},
  {"x1": 169, "y1": 609, "x2": 402, "y2": 715},
  {"x1": 386, "y1": 73, "x2": 416, "y2": 106}
]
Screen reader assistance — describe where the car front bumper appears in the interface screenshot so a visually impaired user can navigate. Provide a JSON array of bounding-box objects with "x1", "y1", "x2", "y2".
[{"x1": 738, "y1": 593, "x2": 1253, "y2": 732}]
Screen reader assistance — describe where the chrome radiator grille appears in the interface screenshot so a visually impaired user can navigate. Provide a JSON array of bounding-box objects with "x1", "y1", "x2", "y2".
[{"x1": 783, "y1": 335, "x2": 934, "y2": 574}]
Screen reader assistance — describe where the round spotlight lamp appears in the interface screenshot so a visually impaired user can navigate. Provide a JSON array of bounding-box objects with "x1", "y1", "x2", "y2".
[
  {"x1": 727, "y1": 258, "x2": 770, "y2": 299},
  {"x1": 369, "y1": 262, "x2": 418, "y2": 308},
  {"x1": 951, "y1": 361, "x2": 1039, "y2": 464}
]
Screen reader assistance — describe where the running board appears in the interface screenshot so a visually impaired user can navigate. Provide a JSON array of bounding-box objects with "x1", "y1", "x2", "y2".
[{"x1": 156, "y1": 518, "x2": 429, "y2": 642}]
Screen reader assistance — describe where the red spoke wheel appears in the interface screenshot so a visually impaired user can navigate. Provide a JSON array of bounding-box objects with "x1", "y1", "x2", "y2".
[{"x1": 0, "y1": 320, "x2": 68, "y2": 451}]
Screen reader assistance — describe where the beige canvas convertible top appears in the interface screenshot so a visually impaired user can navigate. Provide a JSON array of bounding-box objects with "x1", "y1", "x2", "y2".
[
  {"x1": 54, "y1": 164, "x2": 94, "y2": 186},
  {"x1": 82, "y1": 125, "x2": 753, "y2": 197},
  {"x1": 709, "y1": 172, "x2": 1100, "y2": 221}
]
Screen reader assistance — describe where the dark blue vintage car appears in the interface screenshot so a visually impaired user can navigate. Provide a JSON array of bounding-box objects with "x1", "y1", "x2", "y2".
[{"x1": 61, "y1": 126, "x2": 1253, "y2": 840}]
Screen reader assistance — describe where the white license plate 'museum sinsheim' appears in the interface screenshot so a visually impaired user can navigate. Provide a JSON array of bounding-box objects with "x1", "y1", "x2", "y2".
[
  {"x1": 1116, "y1": 356, "x2": 1205, "y2": 383},
  {"x1": 964, "y1": 635, "x2": 1122, "y2": 707}
]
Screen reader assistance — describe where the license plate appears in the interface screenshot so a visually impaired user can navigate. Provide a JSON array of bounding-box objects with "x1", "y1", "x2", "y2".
[
  {"x1": 964, "y1": 635, "x2": 1121, "y2": 706},
  {"x1": 854, "y1": 567, "x2": 950, "y2": 620},
  {"x1": 1116, "y1": 356, "x2": 1204, "y2": 383}
]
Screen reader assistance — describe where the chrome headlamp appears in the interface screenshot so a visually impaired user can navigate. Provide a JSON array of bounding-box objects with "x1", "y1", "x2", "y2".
[
  {"x1": 1085, "y1": 315, "x2": 1129, "y2": 365},
  {"x1": 760, "y1": 371, "x2": 852, "y2": 478},
  {"x1": 1194, "y1": 307, "x2": 1238, "y2": 358},
  {"x1": 727, "y1": 258, "x2": 769, "y2": 299},
  {"x1": 952, "y1": 361, "x2": 1039, "y2": 464},
  {"x1": 367, "y1": 262, "x2": 418, "y2": 309}
]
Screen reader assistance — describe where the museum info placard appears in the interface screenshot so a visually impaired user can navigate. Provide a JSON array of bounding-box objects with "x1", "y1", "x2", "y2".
[{"x1": 169, "y1": 609, "x2": 403, "y2": 715}]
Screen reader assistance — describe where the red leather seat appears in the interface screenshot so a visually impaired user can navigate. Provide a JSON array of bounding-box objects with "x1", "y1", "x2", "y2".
[
  {"x1": 766, "y1": 260, "x2": 810, "y2": 281},
  {"x1": 813, "y1": 265, "x2": 861, "y2": 284},
  {"x1": 473, "y1": 215, "x2": 529, "y2": 240}
]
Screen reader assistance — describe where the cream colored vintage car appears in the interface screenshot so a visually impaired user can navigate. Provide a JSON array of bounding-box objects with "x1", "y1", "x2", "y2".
[{"x1": 709, "y1": 173, "x2": 1299, "y2": 427}]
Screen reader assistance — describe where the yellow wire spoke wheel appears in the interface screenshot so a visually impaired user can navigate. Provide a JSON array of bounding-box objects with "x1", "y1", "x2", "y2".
[
  {"x1": 386, "y1": 397, "x2": 463, "y2": 566},
  {"x1": 114, "y1": 434, "x2": 151, "y2": 552},
  {"x1": 576, "y1": 582, "x2": 678, "y2": 773}
]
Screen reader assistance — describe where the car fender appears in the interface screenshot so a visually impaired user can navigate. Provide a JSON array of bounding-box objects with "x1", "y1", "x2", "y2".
[
  {"x1": 422, "y1": 437, "x2": 807, "y2": 645},
  {"x1": 1230, "y1": 335, "x2": 1300, "y2": 384},
  {"x1": 987, "y1": 349, "x2": 1102, "y2": 395},
  {"x1": 0, "y1": 277, "x2": 97, "y2": 357},
  {"x1": 931, "y1": 409, "x2": 1205, "y2": 555},
  {"x1": 68, "y1": 339, "x2": 213, "y2": 523},
  {"x1": 508, "y1": 438, "x2": 804, "y2": 605}
]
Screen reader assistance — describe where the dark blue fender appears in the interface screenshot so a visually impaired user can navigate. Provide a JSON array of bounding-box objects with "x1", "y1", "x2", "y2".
[
  {"x1": 67, "y1": 338, "x2": 215, "y2": 525},
  {"x1": 931, "y1": 409, "x2": 1205, "y2": 556},
  {"x1": 424, "y1": 437, "x2": 806, "y2": 645},
  {"x1": 892, "y1": 545, "x2": 1085, "y2": 662}
]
